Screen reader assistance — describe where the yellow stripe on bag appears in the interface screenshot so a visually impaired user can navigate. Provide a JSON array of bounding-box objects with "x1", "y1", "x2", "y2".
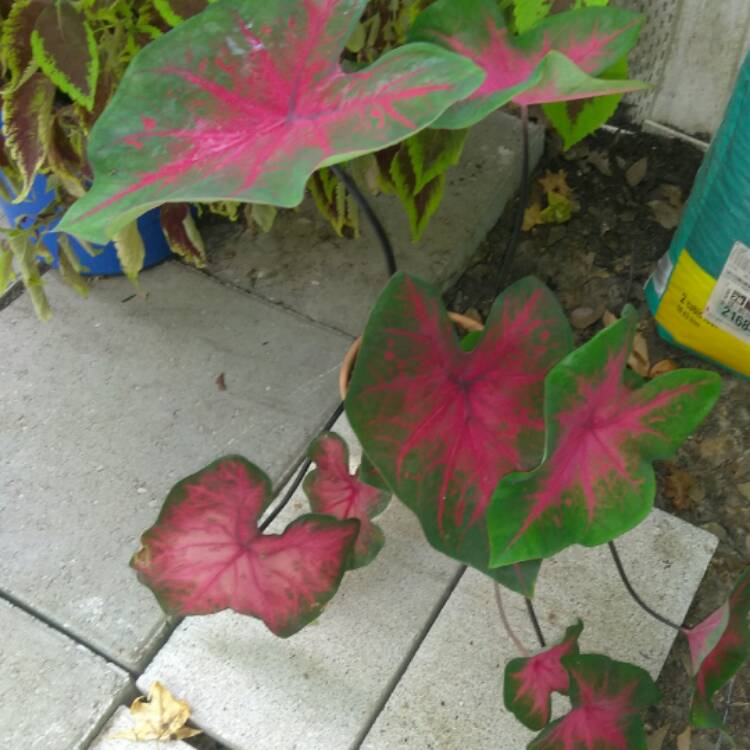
[{"x1": 656, "y1": 249, "x2": 750, "y2": 376}]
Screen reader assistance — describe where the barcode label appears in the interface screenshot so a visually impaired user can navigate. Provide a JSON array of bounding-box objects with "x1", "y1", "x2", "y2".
[{"x1": 703, "y1": 241, "x2": 750, "y2": 343}]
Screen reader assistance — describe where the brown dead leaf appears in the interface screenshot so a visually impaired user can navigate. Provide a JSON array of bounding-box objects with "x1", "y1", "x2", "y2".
[
  {"x1": 587, "y1": 149, "x2": 612, "y2": 176},
  {"x1": 676, "y1": 725, "x2": 691, "y2": 750},
  {"x1": 538, "y1": 169, "x2": 573, "y2": 199},
  {"x1": 602, "y1": 309, "x2": 618, "y2": 327},
  {"x1": 649, "y1": 358, "x2": 679, "y2": 377},
  {"x1": 523, "y1": 198, "x2": 545, "y2": 231},
  {"x1": 662, "y1": 463, "x2": 696, "y2": 511},
  {"x1": 646, "y1": 724, "x2": 670, "y2": 750},
  {"x1": 113, "y1": 682, "x2": 202, "y2": 742},
  {"x1": 630, "y1": 331, "x2": 651, "y2": 377},
  {"x1": 216, "y1": 372, "x2": 227, "y2": 391},
  {"x1": 625, "y1": 157, "x2": 648, "y2": 187},
  {"x1": 463, "y1": 307, "x2": 483, "y2": 325},
  {"x1": 570, "y1": 306, "x2": 600, "y2": 330},
  {"x1": 648, "y1": 184, "x2": 684, "y2": 229}
]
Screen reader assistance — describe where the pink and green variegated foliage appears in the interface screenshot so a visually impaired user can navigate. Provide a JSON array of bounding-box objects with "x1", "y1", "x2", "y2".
[
  {"x1": 132, "y1": 456, "x2": 359, "y2": 637},
  {"x1": 409, "y1": 0, "x2": 647, "y2": 129},
  {"x1": 345, "y1": 272, "x2": 573, "y2": 597},
  {"x1": 303, "y1": 432, "x2": 391, "y2": 568},
  {"x1": 528, "y1": 654, "x2": 660, "y2": 750},
  {"x1": 684, "y1": 567, "x2": 750, "y2": 729},
  {"x1": 488, "y1": 306, "x2": 721, "y2": 567},
  {"x1": 57, "y1": 0, "x2": 485, "y2": 243},
  {"x1": 505, "y1": 621, "x2": 583, "y2": 731}
]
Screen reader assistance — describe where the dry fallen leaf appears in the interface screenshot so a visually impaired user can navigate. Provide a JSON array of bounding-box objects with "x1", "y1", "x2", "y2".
[
  {"x1": 648, "y1": 183, "x2": 684, "y2": 229},
  {"x1": 601, "y1": 311, "x2": 650, "y2": 377},
  {"x1": 463, "y1": 307, "x2": 483, "y2": 325},
  {"x1": 649, "y1": 358, "x2": 679, "y2": 377},
  {"x1": 662, "y1": 463, "x2": 697, "y2": 511},
  {"x1": 676, "y1": 725, "x2": 691, "y2": 750},
  {"x1": 602, "y1": 309, "x2": 618, "y2": 327},
  {"x1": 587, "y1": 149, "x2": 612, "y2": 176},
  {"x1": 523, "y1": 198, "x2": 545, "y2": 231},
  {"x1": 646, "y1": 724, "x2": 670, "y2": 750},
  {"x1": 538, "y1": 169, "x2": 574, "y2": 199},
  {"x1": 216, "y1": 372, "x2": 227, "y2": 391},
  {"x1": 570, "y1": 306, "x2": 600, "y2": 330},
  {"x1": 625, "y1": 157, "x2": 648, "y2": 187},
  {"x1": 113, "y1": 682, "x2": 202, "y2": 742}
]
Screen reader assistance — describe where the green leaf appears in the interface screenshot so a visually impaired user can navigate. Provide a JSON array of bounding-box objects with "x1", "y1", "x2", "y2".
[
  {"x1": 9, "y1": 233, "x2": 50, "y2": 320},
  {"x1": 2, "y1": 70, "x2": 55, "y2": 202},
  {"x1": 513, "y1": 0, "x2": 552, "y2": 34},
  {"x1": 247, "y1": 203, "x2": 278, "y2": 234},
  {"x1": 0, "y1": 243, "x2": 16, "y2": 292},
  {"x1": 113, "y1": 221, "x2": 145, "y2": 285},
  {"x1": 153, "y1": 0, "x2": 211, "y2": 27},
  {"x1": 56, "y1": 234, "x2": 90, "y2": 296},
  {"x1": 543, "y1": 56, "x2": 628, "y2": 150},
  {"x1": 308, "y1": 167, "x2": 359, "y2": 238},
  {"x1": 31, "y1": 4, "x2": 99, "y2": 111},
  {"x1": 389, "y1": 128, "x2": 467, "y2": 241}
]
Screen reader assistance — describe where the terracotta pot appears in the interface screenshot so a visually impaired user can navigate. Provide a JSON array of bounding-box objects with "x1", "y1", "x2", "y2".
[{"x1": 338, "y1": 311, "x2": 484, "y2": 400}]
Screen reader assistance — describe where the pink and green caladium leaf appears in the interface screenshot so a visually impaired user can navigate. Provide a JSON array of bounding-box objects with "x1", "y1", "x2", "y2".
[
  {"x1": 345, "y1": 272, "x2": 572, "y2": 596},
  {"x1": 505, "y1": 620, "x2": 583, "y2": 731},
  {"x1": 409, "y1": 0, "x2": 646, "y2": 129},
  {"x1": 132, "y1": 456, "x2": 359, "y2": 637},
  {"x1": 684, "y1": 567, "x2": 750, "y2": 729},
  {"x1": 488, "y1": 306, "x2": 721, "y2": 567},
  {"x1": 303, "y1": 432, "x2": 391, "y2": 568},
  {"x1": 528, "y1": 653, "x2": 660, "y2": 750},
  {"x1": 57, "y1": 0, "x2": 484, "y2": 244}
]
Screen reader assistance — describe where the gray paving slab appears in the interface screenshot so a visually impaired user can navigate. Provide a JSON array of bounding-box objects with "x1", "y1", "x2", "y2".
[
  {"x1": 205, "y1": 111, "x2": 544, "y2": 336},
  {"x1": 0, "y1": 262, "x2": 350, "y2": 670},
  {"x1": 138, "y1": 416, "x2": 461, "y2": 750},
  {"x1": 361, "y1": 511, "x2": 718, "y2": 749},
  {"x1": 0, "y1": 598, "x2": 131, "y2": 750},
  {"x1": 89, "y1": 706, "x2": 193, "y2": 749}
]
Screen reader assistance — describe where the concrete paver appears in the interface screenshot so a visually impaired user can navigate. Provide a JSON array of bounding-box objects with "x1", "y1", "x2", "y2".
[
  {"x1": 0, "y1": 263, "x2": 350, "y2": 671},
  {"x1": 361, "y1": 511, "x2": 717, "y2": 749},
  {"x1": 0, "y1": 598, "x2": 131, "y2": 750},
  {"x1": 206, "y1": 112, "x2": 544, "y2": 336},
  {"x1": 138, "y1": 416, "x2": 461, "y2": 750}
]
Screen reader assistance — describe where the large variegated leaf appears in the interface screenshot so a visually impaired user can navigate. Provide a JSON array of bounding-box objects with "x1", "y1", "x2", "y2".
[
  {"x1": 58, "y1": 0, "x2": 484, "y2": 243},
  {"x1": 505, "y1": 621, "x2": 583, "y2": 730},
  {"x1": 528, "y1": 654, "x2": 660, "y2": 749},
  {"x1": 345, "y1": 272, "x2": 572, "y2": 595},
  {"x1": 132, "y1": 456, "x2": 359, "y2": 637},
  {"x1": 488, "y1": 307, "x2": 721, "y2": 566},
  {"x1": 409, "y1": 0, "x2": 646, "y2": 129},
  {"x1": 303, "y1": 432, "x2": 391, "y2": 568},
  {"x1": 684, "y1": 567, "x2": 750, "y2": 729}
]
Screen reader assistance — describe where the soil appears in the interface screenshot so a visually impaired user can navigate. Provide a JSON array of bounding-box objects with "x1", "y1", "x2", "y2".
[{"x1": 445, "y1": 125, "x2": 750, "y2": 749}]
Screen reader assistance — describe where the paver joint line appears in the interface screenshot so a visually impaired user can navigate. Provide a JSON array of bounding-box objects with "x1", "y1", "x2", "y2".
[{"x1": 351, "y1": 565, "x2": 467, "y2": 750}]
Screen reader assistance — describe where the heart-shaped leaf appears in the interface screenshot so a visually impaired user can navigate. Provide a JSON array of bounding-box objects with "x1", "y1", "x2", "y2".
[
  {"x1": 684, "y1": 567, "x2": 750, "y2": 729},
  {"x1": 31, "y1": 4, "x2": 100, "y2": 111},
  {"x1": 409, "y1": 0, "x2": 646, "y2": 129},
  {"x1": 505, "y1": 620, "x2": 583, "y2": 731},
  {"x1": 303, "y1": 432, "x2": 391, "y2": 568},
  {"x1": 488, "y1": 307, "x2": 721, "y2": 566},
  {"x1": 132, "y1": 456, "x2": 359, "y2": 637},
  {"x1": 345, "y1": 272, "x2": 572, "y2": 595},
  {"x1": 57, "y1": 0, "x2": 484, "y2": 243},
  {"x1": 529, "y1": 654, "x2": 660, "y2": 749}
]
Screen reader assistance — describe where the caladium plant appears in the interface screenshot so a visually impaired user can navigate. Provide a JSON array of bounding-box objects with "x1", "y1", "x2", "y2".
[
  {"x1": 57, "y1": 0, "x2": 484, "y2": 243},
  {"x1": 345, "y1": 271, "x2": 573, "y2": 596},
  {"x1": 487, "y1": 307, "x2": 721, "y2": 566},
  {"x1": 683, "y1": 567, "x2": 750, "y2": 729},
  {"x1": 132, "y1": 456, "x2": 359, "y2": 637},
  {"x1": 408, "y1": 0, "x2": 647, "y2": 129}
]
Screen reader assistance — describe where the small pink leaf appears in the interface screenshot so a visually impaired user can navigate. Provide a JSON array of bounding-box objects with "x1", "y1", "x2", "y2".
[
  {"x1": 345, "y1": 272, "x2": 571, "y2": 594},
  {"x1": 505, "y1": 620, "x2": 583, "y2": 731},
  {"x1": 684, "y1": 567, "x2": 750, "y2": 729},
  {"x1": 303, "y1": 432, "x2": 391, "y2": 568},
  {"x1": 409, "y1": 0, "x2": 646, "y2": 129},
  {"x1": 488, "y1": 306, "x2": 721, "y2": 566},
  {"x1": 58, "y1": 0, "x2": 484, "y2": 243},
  {"x1": 529, "y1": 653, "x2": 661, "y2": 750},
  {"x1": 132, "y1": 456, "x2": 359, "y2": 637}
]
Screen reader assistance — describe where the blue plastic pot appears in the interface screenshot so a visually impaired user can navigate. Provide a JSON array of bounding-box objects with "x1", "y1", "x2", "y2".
[{"x1": 0, "y1": 161, "x2": 172, "y2": 276}]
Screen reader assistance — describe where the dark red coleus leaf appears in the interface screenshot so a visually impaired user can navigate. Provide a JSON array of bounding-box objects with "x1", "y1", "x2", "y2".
[
  {"x1": 1, "y1": 0, "x2": 47, "y2": 84},
  {"x1": 303, "y1": 432, "x2": 391, "y2": 568},
  {"x1": 58, "y1": 0, "x2": 484, "y2": 243},
  {"x1": 684, "y1": 567, "x2": 750, "y2": 729},
  {"x1": 409, "y1": 0, "x2": 646, "y2": 129},
  {"x1": 505, "y1": 620, "x2": 583, "y2": 731},
  {"x1": 132, "y1": 456, "x2": 359, "y2": 637},
  {"x1": 159, "y1": 203, "x2": 205, "y2": 266},
  {"x1": 488, "y1": 306, "x2": 721, "y2": 566},
  {"x1": 528, "y1": 653, "x2": 660, "y2": 749},
  {"x1": 345, "y1": 272, "x2": 572, "y2": 595}
]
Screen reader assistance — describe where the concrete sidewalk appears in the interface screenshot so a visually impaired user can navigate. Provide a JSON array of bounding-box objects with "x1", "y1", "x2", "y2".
[{"x1": 0, "y1": 111, "x2": 717, "y2": 750}]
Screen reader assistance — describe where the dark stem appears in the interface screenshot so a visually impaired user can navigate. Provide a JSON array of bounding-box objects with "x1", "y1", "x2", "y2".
[
  {"x1": 525, "y1": 596, "x2": 546, "y2": 648},
  {"x1": 330, "y1": 164, "x2": 397, "y2": 278},
  {"x1": 608, "y1": 541, "x2": 682, "y2": 631},
  {"x1": 498, "y1": 105, "x2": 530, "y2": 284},
  {"x1": 260, "y1": 401, "x2": 345, "y2": 531}
]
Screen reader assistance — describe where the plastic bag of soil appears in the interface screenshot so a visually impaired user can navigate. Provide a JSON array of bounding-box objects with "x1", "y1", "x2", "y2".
[{"x1": 646, "y1": 50, "x2": 750, "y2": 377}]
